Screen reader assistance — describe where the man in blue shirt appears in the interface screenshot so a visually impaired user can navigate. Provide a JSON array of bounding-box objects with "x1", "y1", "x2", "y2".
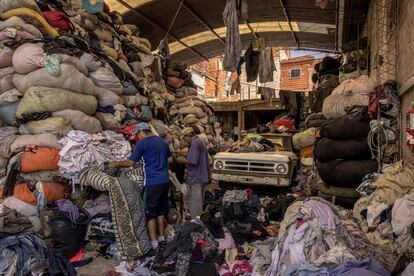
[{"x1": 109, "y1": 122, "x2": 171, "y2": 250}]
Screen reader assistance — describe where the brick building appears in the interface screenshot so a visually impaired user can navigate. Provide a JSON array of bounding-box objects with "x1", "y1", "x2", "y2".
[
  {"x1": 280, "y1": 56, "x2": 317, "y2": 91},
  {"x1": 189, "y1": 47, "x2": 290, "y2": 102},
  {"x1": 189, "y1": 58, "x2": 239, "y2": 101}
]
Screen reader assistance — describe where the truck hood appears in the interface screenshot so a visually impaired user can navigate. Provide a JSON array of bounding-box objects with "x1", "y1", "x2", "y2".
[{"x1": 214, "y1": 151, "x2": 298, "y2": 162}]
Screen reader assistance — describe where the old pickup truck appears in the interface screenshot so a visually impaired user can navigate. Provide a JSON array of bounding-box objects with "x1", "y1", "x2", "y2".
[{"x1": 212, "y1": 133, "x2": 298, "y2": 187}]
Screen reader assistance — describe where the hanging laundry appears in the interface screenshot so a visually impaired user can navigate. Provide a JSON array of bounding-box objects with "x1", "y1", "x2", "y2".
[
  {"x1": 222, "y1": 0, "x2": 248, "y2": 72},
  {"x1": 257, "y1": 87, "x2": 275, "y2": 102},
  {"x1": 158, "y1": 36, "x2": 170, "y2": 60},
  {"x1": 259, "y1": 47, "x2": 276, "y2": 83},
  {"x1": 244, "y1": 43, "x2": 260, "y2": 82}
]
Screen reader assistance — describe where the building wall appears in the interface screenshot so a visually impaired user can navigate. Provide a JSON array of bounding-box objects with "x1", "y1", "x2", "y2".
[
  {"x1": 366, "y1": 0, "x2": 414, "y2": 164},
  {"x1": 190, "y1": 48, "x2": 290, "y2": 102},
  {"x1": 280, "y1": 56, "x2": 315, "y2": 91}
]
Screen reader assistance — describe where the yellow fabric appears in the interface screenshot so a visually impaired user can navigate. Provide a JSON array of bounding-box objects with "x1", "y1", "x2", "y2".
[
  {"x1": 100, "y1": 43, "x2": 118, "y2": 60},
  {"x1": 225, "y1": 248, "x2": 238, "y2": 263},
  {"x1": 0, "y1": 7, "x2": 59, "y2": 36}
]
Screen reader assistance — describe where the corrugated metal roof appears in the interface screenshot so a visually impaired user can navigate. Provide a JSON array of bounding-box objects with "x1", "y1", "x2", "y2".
[
  {"x1": 105, "y1": 0, "x2": 153, "y2": 14},
  {"x1": 109, "y1": 0, "x2": 369, "y2": 65}
]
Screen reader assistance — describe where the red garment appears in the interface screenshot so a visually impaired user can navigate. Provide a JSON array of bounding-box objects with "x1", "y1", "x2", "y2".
[
  {"x1": 104, "y1": 3, "x2": 110, "y2": 13},
  {"x1": 274, "y1": 118, "x2": 295, "y2": 130},
  {"x1": 196, "y1": 239, "x2": 209, "y2": 247},
  {"x1": 167, "y1": 77, "x2": 185, "y2": 89},
  {"x1": 296, "y1": 219, "x2": 305, "y2": 229},
  {"x1": 368, "y1": 88, "x2": 386, "y2": 119},
  {"x1": 69, "y1": 248, "x2": 84, "y2": 263},
  {"x1": 244, "y1": 189, "x2": 253, "y2": 196},
  {"x1": 117, "y1": 124, "x2": 140, "y2": 143},
  {"x1": 43, "y1": 11, "x2": 72, "y2": 31}
]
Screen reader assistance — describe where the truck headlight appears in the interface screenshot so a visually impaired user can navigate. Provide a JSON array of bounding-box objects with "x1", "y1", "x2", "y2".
[
  {"x1": 276, "y1": 164, "x2": 287, "y2": 174},
  {"x1": 215, "y1": 161, "x2": 224, "y2": 170}
]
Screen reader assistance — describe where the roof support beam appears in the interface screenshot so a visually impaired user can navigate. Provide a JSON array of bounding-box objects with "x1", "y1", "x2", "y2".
[
  {"x1": 244, "y1": 20, "x2": 259, "y2": 39},
  {"x1": 115, "y1": 0, "x2": 209, "y2": 61},
  {"x1": 279, "y1": 0, "x2": 300, "y2": 49},
  {"x1": 178, "y1": 0, "x2": 226, "y2": 45}
]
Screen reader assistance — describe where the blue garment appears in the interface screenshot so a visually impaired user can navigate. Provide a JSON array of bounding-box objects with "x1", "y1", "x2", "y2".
[
  {"x1": 186, "y1": 137, "x2": 210, "y2": 185},
  {"x1": 122, "y1": 81, "x2": 138, "y2": 95},
  {"x1": 329, "y1": 259, "x2": 390, "y2": 276},
  {"x1": 130, "y1": 135, "x2": 170, "y2": 186},
  {"x1": 0, "y1": 233, "x2": 76, "y2": 276},
  {"x1": 82, "y1": 0, "x2": 104, "y2": 13}
]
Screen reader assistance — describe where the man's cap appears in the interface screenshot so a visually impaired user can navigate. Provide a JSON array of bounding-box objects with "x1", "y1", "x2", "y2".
[
  {"x1": 180, "y1": 127, "x2": 194, "y2": 137},
  {"x1": 133, "y1": 122, "x2": 151, "y2": 135}
]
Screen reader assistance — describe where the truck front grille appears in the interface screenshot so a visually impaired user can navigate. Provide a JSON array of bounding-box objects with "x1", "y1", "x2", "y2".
[{"x1": 222, "y1": 160, "x2": 277, "y2": 174}]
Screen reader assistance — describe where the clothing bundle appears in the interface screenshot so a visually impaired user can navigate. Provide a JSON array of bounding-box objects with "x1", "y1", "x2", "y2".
[
  {"x1": 313, "y1": 106, "x2": 377, "y2": 206},
  {"x1": 228, "y1": 133, "x2": 274, "y2": 153},
  {"x1": 309, "y1": 56, "x2": 341, "y2": 113}
]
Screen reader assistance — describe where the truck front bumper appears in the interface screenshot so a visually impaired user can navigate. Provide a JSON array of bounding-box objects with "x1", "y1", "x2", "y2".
[{"x1": 212, "y1": 172, "x2": 290, "y2": 186}]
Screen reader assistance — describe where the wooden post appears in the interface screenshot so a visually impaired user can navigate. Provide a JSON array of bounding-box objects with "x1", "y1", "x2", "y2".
[{"x1": 238, "y1": 106, "x2": 243, "y2": 140}]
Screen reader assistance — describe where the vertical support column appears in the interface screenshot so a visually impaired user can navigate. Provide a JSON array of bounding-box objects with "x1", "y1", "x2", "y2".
[{"x1": 238, "y1": 106, "x2": 243, "y2": 140}]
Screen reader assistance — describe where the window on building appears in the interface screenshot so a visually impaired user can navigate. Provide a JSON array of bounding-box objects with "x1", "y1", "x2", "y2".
[
  {"x1": 290, "y1": 68, "x2": 301, "y2": 78},
  {"x1": 196, "y1": 85, "x2": 205, "y2": 96}
]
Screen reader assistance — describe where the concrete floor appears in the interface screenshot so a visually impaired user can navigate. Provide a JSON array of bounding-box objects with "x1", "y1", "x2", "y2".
[{"x1": 77, "y1": 257, "x2": 120, "y2": 276}]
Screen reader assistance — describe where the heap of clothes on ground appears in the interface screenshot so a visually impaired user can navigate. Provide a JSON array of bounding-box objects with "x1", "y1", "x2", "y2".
[
  {"x1": 0, "y1": 0, "x2": 225, "y2": 274},
  {"x1": 0, "y1": 0, "x2": 413, "y2": 275},
  {"x1": 280, "y1": 39, "x2": 414, "y2": 275}
]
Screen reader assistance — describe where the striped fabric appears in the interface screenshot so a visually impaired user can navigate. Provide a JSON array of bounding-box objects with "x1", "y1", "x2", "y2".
[{"x1": 79, "y1": 166, "x2": 151, "y2": 259}]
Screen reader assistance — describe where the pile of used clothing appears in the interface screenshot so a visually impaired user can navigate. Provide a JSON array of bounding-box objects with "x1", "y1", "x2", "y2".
[
  {"x1": 0, "y1": 0, "x2": 224, "y2": 274},
  {"x1": 339, "y1": 38, "x2": 369, "y2": 83},
  {"x1": 228, "y1": 133, "x2": 274, "y2": 153},
  {"x1": 309, "y1": 56, "x2": 341, "y2": 113},
  {"x1": 106, "y1": 189, "x2": 297, "y2": 276},
  {"x1": 293, "y1": 44, "x2": 400, "y2": 207},
  {"x1": 352, "y1": 160, "x2": 414, "y2": 273},
  {"x1": 154, "y1": 60, "x2": 223, "y2": 156},
  {"x1": 265, "y1": 197, "x2": 397, "y2": 276}
]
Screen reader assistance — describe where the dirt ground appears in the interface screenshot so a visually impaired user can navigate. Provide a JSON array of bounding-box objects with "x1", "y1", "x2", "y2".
[{"x1": 77, "y1": 257, "x2": 120, "y2": 276}]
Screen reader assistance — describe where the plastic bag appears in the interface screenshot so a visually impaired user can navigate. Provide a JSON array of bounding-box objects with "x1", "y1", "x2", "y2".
[{"x1": 47, "y1": 207, "x2": 90, "y2": 259}]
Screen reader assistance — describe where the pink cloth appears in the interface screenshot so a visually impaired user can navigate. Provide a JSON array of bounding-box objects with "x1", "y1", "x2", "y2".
[
  {"x1": 25, "y1": 145, "x2": 40, "y2": 153},
  {"x1": 219, "y1": 232, "x2": 237, "y2": 250},
  {"x1": 0, "y1": 29, "x2": 36, "y2": 41},
  {"x1": 0, "y1": 47, "x2": 14, "y2": 68},
  {"x1": 219, "y1": 260, "x2": 253, "y2": 276},
  {"x1": 69, "y1": 248, "x2": 84, "y2": 263}
]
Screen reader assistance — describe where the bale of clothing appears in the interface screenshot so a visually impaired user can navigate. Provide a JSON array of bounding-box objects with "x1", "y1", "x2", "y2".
[
  {"x1": 295, "y1": 45, "x2": 400, "y2": 207},
  {"x1": 309, "y1": 39, "x2": 369, "y2": 114},
  {"x1": 314, "y1": 106, "x2": 377, "y2": 206}
]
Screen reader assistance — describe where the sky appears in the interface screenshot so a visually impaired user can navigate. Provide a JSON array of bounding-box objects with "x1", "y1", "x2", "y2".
[{"x1": 290, "y1": 49, "x2": 332, "y2": 59}]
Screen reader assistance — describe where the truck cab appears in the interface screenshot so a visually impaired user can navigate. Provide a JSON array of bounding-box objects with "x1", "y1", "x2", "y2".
[{"x1": 212, "y1": 133, "x2": 298, "y2": 187}]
